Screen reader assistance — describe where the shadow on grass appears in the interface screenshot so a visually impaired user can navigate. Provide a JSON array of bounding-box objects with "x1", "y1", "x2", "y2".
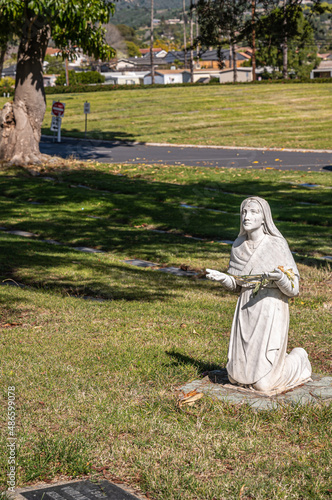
[
  {"x1": 41, "y1": 130, "x2": 138, "y2": 155},
  {"x1": 0, "y1": 165, "x2": 331, "y2": 280},
  {"x1": 165, "y1": 350, "x2": 223, "y2": 374},
  {"x1": 0, "y1": 235, "x2": 216, "y2": 302}
]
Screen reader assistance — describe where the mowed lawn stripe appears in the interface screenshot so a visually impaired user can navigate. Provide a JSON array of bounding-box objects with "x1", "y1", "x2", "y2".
[{"x1": 14, "y1": 82, "x2": 329, "y2": 149}]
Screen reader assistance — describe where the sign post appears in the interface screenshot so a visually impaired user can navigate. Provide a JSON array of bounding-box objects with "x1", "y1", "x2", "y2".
[
  {"x1": 51, "y1": 101, "x2": 65, "y2": 143},
  {"x1": 84, "y1": 101, "x2": 90, "y2": 138},
  {"x1": 50, "y1": 116, "x2": 62, "y2": 134}
]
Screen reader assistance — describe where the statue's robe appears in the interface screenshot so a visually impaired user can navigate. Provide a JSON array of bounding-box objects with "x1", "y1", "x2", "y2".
[{"x1": 226, "y1": 234, "x2": 311, "y2": 392}]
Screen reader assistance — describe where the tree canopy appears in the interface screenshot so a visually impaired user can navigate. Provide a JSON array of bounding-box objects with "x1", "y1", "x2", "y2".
[
  {"x1": 0, "y1": 0, "x2": 116, "y2": 61},
  {"x1": 0, "y1": 0, "x2": 117, "y2": 165}
]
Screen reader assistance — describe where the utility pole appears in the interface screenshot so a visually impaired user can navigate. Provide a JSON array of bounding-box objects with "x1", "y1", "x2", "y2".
[
  {"x1": 232, "y1": 42, "x2": 237, "y2": 83},
  {"x1": 190, "y1": 0, "x2": 194, "y2": 82},
  {"x1": 282, "y1": 0, "x2": 288, "y2": 79},
  {"x1": 251, "y1": 0, "x2": 256, "y2": 81},
  {"x1": 195, "y1": 5, "x2": 199, "y2": 57},
  {"x1": 65, "y1": 57, "x2": 69, "y2": 86},
  {"x1": 183, "y1": 0, "x2": 187, "y2": 69},
  {"x1": 150, "y1": 0, "x2": 155, "y2": 84}
]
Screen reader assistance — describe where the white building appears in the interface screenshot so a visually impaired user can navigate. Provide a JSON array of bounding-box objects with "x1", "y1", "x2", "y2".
[
  {"x1": 310, "y1": 61, "x2": 332, "y2": 79},
  {"x1": 183, "y1": 69, "x2": 222, "y2": 83},
  {"x1": 103, "y1": 71, "x2": 149, "y2": 85},
  {"x1": 43, "y1": 74, "x2": 58, "y2": 87},
  {"x1": 144, "y1": 70, "x2": 184, "y2": 85},
  {"x1": 219, "y1": 67, "x2": 253, "y2": 83}
]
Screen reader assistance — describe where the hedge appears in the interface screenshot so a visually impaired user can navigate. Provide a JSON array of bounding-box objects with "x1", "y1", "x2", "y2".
[
  {"x1": 1, "y1": 76, "x2": 331, "y2": 99},
  {"x1": 42, "y1": 76, "x2": 332, "y2": 95}
]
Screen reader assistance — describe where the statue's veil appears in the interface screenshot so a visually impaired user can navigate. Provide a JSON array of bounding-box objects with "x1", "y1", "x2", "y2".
[{"x1": 238, "y1": 197, "x2": 283, "y2": 238}]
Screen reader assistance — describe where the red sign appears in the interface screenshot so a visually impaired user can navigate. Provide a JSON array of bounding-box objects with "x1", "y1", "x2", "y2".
[{"x1": 52, "y1": 101, "x2": 65, "y2": 117}]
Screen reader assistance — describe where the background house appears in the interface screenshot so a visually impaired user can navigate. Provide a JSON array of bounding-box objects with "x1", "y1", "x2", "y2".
[
  {"x1": 219, "y1": 67, "x2": 253, "y2": 83},
  {"x1": 1, "y1": 64, "x2": 16, "y2": 78},
  {"x1": 144, "y1": 70, "x2": 184, "y2": 85},
  {"x1": 139, "y1": 48, "x2": 167, "y2": 58},
  {"x1": 310, "y1": 61, "x2": 332, "y2": 78},
  {"x1": 182, "y1": 69, "x2": 222, "y2": 83},
  {"x1": 103, "y1": 71, "x2": 148, "y2": 85}
]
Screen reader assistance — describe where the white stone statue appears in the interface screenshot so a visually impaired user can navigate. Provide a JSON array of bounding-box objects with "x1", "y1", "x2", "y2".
[{"x1": 206, "y1": 196, "x2": 312, "y2": 394}]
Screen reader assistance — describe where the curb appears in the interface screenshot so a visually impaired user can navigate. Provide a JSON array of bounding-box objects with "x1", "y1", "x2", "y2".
[{"x1": 41, "y1": 135, "x2": 332, "y2": 154}]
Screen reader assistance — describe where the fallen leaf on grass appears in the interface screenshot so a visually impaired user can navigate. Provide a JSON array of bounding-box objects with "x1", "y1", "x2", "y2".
[{"x1": 177, "y1": 389, "x2": 204, "y2": 408}]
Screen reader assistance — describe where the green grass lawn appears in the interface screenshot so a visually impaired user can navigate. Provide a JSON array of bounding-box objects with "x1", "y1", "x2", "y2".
[
  {"x1": 1, "y1": 83, "x2": 332, "y2": 149},
  {"x1": 0, "y1": 161, "x2": 331, "y2": 499}
]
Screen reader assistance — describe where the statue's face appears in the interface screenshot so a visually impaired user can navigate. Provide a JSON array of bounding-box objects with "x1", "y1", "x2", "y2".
[{"x1": 241, "y1": 201, "x2": 264, "y2": 233}]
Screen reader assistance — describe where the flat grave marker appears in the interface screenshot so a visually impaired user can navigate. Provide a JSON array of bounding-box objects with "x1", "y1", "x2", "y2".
[{"x1": 19, "y1": 480, "x2": 141, "y2": 500}]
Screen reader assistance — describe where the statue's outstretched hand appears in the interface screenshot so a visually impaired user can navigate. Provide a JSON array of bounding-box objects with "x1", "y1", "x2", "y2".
[
  {"x1": 206, "y1": 269, "x2": 228, "y2": 282},
  {"x1": 206, "y1": 269, "x2": 236, "y2": 291}
]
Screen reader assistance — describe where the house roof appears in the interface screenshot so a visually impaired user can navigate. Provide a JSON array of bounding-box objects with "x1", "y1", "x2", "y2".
[
  {"x1": 183, "y1": 69, "x2": 222, "y2": 74},
  {"x1": 238, "y1": 52, "x2": 251, "y2": 59},
  {"x1": 140, "y1": 48, "x2": 163, "y2": 55},
  {"x1": 144, "y1": 70, "x2": 184, "y2": 77},
  {"x1": 103, "y1": 71, "x2": 149, "y2": 78},
  {"x1": 1, "y1": 64, "x2": 16, "y2": 76},
  {"x1": 116, "y1": 59, "x2": 137, "y2": 67},
  {"x1": 152, "y1": 69, "x2": 184, "y2": 74},
  {"x1": 318, "y1": 52, "x2": 331, "y2": 60},
  {"x1": 220, "y1": 67, "x2": 253, "y2": 73},
  {"x1": 315, "y1": 61, "x2": 332, "y2": 69},
  {"x1": 200, "y1": 49, "x2": 247, "y2": 61},
  {"x1": 46, "y1": 47, "x2": 62, "y2": 56},
  {"x1": 129, "y1": 56, "x2": 162, "y2": 65}
]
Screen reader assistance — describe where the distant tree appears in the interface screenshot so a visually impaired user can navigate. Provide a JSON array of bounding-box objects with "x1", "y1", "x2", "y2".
[
  {"x1": 126, "y1": 41, "x2": 142, "y2": 57},
  {"x1": 196, "y1": 0, "x2": 250, "y2": 82},
  {"x1": 254, "y1": 13, "x2": 319, "y2": 79},
  {"x1": 55, "y1": 70, "x2": 105, "y2": 86},
  {"x1": 44, "y1": 54, "x2": 64, "y2": 75},
  {"x1": 288, "y1": 13, "x2": 320, "y2": 77},
  {"x1": 0, "y1": 0, "x2": 116, "y2": 166},
  {"x1": 116, "y1": 24, "x2": 141, "y2": 46},
  {"x1": 257, "y1": 0, "x2": 327, "y2": 78}
]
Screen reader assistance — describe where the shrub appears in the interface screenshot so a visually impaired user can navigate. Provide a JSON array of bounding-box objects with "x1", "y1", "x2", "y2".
[
  {"x1": 55, "y1": 71, "x2": 105, "y2": 86},
  {"x1": 0, "y1": 77, "x2": 15, "y2": 88}
]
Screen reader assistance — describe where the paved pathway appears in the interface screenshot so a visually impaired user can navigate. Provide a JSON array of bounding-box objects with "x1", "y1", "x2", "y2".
[{"x1": 40, "y1": 136, "x2": 332, "y2": 172}]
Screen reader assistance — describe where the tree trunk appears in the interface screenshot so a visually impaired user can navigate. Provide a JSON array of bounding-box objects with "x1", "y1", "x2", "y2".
[
  {"x1": 183, "y1": 0, "x2": 187, "y2": 69},
  {"x1": 0, "y1": 46, "x2": 6, "y2": 80},
  {"x1": 150, "y1": 0, "x2": 155, "y2": 84},
  {"x1": 282, "y1": 37, "x2": 288, "y2": 79},
  {"x1": 232, "y1": 43, "x2": 237, "y2": 83},
  {"x1": 190, "y1": 0, "x2": 194, "y2": 82},
  {"x1": 0, "y1": 20, "x2": 50, "y2": 165},
  {"x1": 282, "y1": 0, "x2": 288, "y2": 79},
  {"x1": 251, "y1": 0, "x2": 256, "y2": 81}
]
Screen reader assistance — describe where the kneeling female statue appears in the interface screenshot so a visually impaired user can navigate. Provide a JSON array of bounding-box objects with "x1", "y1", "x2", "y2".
[{"x1": 206, "y1": 196, "x2": 311, "y2": 394}]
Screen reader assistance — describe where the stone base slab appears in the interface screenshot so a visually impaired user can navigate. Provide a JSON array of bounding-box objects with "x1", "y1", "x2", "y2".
[{"x1": 179, "y1": 370, "x2": 332, "y2": 410}]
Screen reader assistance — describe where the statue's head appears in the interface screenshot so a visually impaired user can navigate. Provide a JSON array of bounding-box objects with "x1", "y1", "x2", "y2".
[
  {"x1": 239, "y1": 197, "x2": 283, "y2": 238},
  {"x1": 241, "y1": 199, "x2": 264, "y2": 234}
]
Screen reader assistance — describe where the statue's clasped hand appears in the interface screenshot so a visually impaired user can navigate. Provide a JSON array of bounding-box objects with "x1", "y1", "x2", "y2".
[{"x1": 262, "y1": 268, "x2": 284, "y2": 282}]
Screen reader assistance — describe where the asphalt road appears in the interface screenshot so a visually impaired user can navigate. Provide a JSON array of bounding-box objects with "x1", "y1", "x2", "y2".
[{"x1": 40, "y1": 136, "x2": 332, "y2": 172}]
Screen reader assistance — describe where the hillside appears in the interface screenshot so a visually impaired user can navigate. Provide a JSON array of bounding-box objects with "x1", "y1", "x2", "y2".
[{"x1": 111, "y1": 0, "x2": 190, "y2": 28}]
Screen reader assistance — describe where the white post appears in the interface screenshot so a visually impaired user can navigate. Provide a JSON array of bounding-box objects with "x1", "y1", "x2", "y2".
[{"x1": 57, "y1": 117, "x2": 61, "y2": 143}]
